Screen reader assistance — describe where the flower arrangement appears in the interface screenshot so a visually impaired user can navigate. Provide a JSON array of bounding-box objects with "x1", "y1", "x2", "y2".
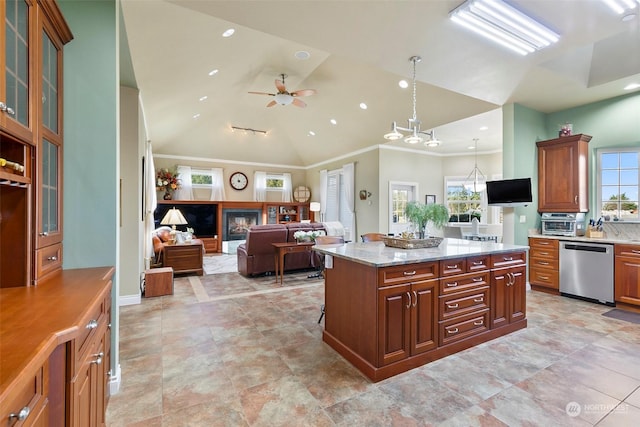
[
  {"x1": 156, "y1": 167, "x2": 181, "y2": 193},
  {"x1": 293, "y1": 230, "x2": 325, "y2": 242}
]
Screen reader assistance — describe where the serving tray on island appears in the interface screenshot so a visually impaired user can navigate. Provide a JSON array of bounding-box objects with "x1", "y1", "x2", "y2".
[{"x1": 382, "y1": 236, "x2": 443, "y2": 249}]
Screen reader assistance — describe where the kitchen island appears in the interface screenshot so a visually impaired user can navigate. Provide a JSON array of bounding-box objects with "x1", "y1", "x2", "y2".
[{"x1": 313, "y1": 238, "x2": 529, "y2": 382}]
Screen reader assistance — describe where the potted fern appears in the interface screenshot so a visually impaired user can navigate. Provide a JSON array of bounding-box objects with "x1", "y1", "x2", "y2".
[{"x1": 404, "y1": 201, "x2": 449, "y2": 239}]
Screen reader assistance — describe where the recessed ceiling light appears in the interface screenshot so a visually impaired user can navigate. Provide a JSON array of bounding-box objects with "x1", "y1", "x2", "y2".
[
  {"x1": 330, "y1": 119, "x2": 337, "y2": 125},
  {"x1": 624, "y1": 82, "x2": 640, "y2": 90},
  {"x1": 222, "y1": 28, "x2": 235, "y2": 38},
  {"x1": 208, "y1": 69, "x2": 219, "y2": 76},
  {"x1": 199, "y1": 96, "x2": 208, "y2": 102},
  {"x1": 359, "y1": 102, "x2": 368, "y2": 110},
  {"x1": 308, "y1": 131, "x2": 316, "y2": 136},
  {"x1": 192, "y1": 114, "x2": 200, "y2": 119},
  {"x1": 479, "y1": 126, "x2": 489, "y2": 131},
  {"x1": 295, "y1": 50, "x2": 310, "y2": 60},
  {"x1": 399, "y1": 80, "x2": 409, "y2": 89}
]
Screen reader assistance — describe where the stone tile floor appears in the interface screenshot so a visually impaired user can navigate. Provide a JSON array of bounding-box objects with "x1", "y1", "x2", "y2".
[{"x1": 107, "y1": 268, "x2": 640, "y2": 426}]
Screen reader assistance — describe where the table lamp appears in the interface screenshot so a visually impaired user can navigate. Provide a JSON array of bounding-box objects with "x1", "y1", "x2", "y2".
[
  {"x1": 310, "y1": 202, "x2": 321, "y2": 222},
  {"x1": 160, "y1": 207, "x2": 188, "y2": 244}
]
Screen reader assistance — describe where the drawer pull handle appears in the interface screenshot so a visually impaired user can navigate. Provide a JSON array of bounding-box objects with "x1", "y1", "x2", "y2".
[
  {"x1": 540, "y1": 252, "x2": 549, "y2": 255},
  {"x1": 406, "y1": 292, "x2": 412, "y2": 309},
  {"x1": 503, "y1": 256, "x2": 513, "y2": 261},
  {"x1": 632, "y1": 250, "x2": 640, "y2": 254},
  {"x1": 86, "y1": 319, "x2": 98, "y2": 329},
  {"x1": 403, "y1": 270, "x2": 416, "y2": 276},
  {"x1": 446, "y1": 282, "x2": 458, "y2": 287},
  {"x1": 472, "y1": 277, "x2": 483, "y2": 282},
  {"x1": 447, "y1": 328, "x2": 459, "y2": 334},
  {"x1": 473, "y1": 320, "x2": 484, "y2": 326},
  {"x1": 472, "y1": 261, "x2": 483, "y2": 266},
  {"x1": 47, "y1": 256, "x2": 58, "y2": 261},
  {"x1": 9, "y1": 407, "x2": 30, "y2": 421},
  {"x1": 446, "y1": 264, "x2": 458, "y2": 269},
  {"x1": 92, "y1": 352, "x2": 104, "y2": 365},
  {"x1": 412, "y1": 290, "x2": 418, "y2": 308},
  {"x1": 473, "y1": 297, "x2": 484, "y2": 303},
  {"x1": 538, "y1": 261, "x2": 549, "y2": 265},
  {"x1": 539, "y1": 275, "x2": 549, "y2": 280},
  {"x1": 446, "y1": 303, "x2": 459, "y2": 309}
]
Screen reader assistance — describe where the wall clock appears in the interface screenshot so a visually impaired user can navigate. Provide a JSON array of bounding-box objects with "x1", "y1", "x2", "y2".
[
  {"x1": 229, "y1": 171, "x2": 248, "y2": 190},
  {"x1": 293, "y1": 185, "x2": 311, "y2": 203}
]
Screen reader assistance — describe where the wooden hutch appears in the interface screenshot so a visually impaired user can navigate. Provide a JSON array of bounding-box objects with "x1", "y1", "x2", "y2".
[{"x1": 1, "y1": 1, "x2": 113, "y2": 426}]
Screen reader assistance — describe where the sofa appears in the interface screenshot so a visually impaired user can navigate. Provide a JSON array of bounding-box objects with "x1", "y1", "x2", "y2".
[{"x1": 237, "y1": 222, "x2": 326, "y2": 276}]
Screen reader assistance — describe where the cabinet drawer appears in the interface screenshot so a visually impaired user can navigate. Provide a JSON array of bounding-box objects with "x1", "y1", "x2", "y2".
[
  {"x1": 467, "y1": 255, "x2": 489, "y2": 272},
  {"x1": 439, "y1": 286, "x2": 490, "y2": 321},
  {"x1": 615, "y1": 244, "x2": 640, "y2": 258},
  {"x1": 439, "y1": 271, "x2": 489, "y2": 295},
  {"x1": 439, "y1": 309, "x2": 490, "y2": 347},
  {"x1": 440, "y1": 258, "x2": 466, "y2": 276},
  {"x1": 76, "y1": 298, "x2": 107, "y2": 362},
  {"x1": 379, "y1": 262, "x2": 438, "y2": 286},
  {"x1": 491, "y1": 251, "x2": 526, "y2": 268},
  {"x1": 529, "y1": 256, "x2": 558, "y2": 270},
  {"x1": 166, "y1": 246, "x2": 202, "y2": 259},
  {"x1": 2, "y1": 360, "x2": 48, "y2": 426},
  {"x1": 529, "y1": 267, "x2": 558, "y2": 289},
  {"x1": 35, "y1": 243, "x2": 63, "y2": 278},
  {"x1": 529, "y1": 247, "x2": 558, "y2": 261},
  {"x1": 529, "y1": 238, "x2": 559, "y2": 251}
]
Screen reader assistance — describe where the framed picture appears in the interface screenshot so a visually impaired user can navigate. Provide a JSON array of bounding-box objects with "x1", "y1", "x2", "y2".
[{"x1": 425, "y1": 194, "x2": 436, "y2": 205}]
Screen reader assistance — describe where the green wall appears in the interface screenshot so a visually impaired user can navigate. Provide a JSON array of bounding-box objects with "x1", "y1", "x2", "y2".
[{"x1": 59, "y1": 0, "x2": 117, "y2": 269}]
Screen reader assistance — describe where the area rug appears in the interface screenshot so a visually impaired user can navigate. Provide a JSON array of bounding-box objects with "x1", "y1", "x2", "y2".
[
  {"x1": 602, "y1": 309, "x2": 640, "y2": 324},
  {"x1": 203, "y1": 254, "x2": 238, "y2": 275}
]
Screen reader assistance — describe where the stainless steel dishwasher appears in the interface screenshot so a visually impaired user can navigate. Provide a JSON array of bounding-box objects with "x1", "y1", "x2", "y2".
[{"x1": 559, "y1": 241, "x2": 614, "y2": 305}]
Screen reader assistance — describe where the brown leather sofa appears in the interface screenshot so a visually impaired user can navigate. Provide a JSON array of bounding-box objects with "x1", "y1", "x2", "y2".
[{"x1": 237, "y1": 222, "x2": 326, "y2": 276}]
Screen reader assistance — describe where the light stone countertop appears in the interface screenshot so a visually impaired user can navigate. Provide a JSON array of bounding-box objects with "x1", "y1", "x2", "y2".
[{"x1": 313, "y1": 238, "x2": 529, "y2": 268}]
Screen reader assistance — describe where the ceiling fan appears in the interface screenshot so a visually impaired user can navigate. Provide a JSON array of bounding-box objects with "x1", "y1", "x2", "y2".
[{"x1": 248, "y1": 74, "x2": 316, "y2": 108}]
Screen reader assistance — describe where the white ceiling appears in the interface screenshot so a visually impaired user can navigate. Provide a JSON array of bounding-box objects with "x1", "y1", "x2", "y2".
[{"x1": 120, "y1": 0, "x2": 640, "y2": 167}]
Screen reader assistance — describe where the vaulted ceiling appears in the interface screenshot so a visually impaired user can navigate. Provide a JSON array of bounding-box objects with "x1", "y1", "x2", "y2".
[{"x1": 120, "y1": 0, "x2": 640, "y2": 167}]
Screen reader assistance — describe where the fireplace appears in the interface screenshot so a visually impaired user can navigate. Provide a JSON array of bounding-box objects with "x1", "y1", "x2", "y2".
[{"x1": 222, "y1": 208, "x2": 262, "y2": 241}]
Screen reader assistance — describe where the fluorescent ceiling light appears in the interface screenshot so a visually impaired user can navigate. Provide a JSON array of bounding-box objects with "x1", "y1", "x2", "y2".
[
  {"x1": 602, "y1": 0, "x2": 640, "y2": 14},
  {"x1": 450, "y1": 0, "x2": 559, "y2": 56},
  {"x1": 624, "y1": 82, "x2": 640, "y2": 90}
]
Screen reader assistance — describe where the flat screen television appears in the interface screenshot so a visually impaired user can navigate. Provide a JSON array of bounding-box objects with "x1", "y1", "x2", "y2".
[
  {"x1": 486, "y1": 178, "x2": 532, "y2": 207},
  {"x1": 154, "y1": 203, "x2": 218, "y2": 237}
]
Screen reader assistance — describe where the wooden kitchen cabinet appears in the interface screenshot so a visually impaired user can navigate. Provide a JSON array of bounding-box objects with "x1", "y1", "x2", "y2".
[
  {"x1": 614, "y1": 244, "x2": 640, "y2": 307},
  {"x1": 491, "y1": 252, "x2": 527, "y2": 328},
  {"x1": 378, "y1": 276, "x2": 438, "y2": 366},
  {"x1": 536, "y1": 134, "x2": 590, "y2": 213},
  {"x1": 528, "y1": 237, "x2": 559, "y2": 291},
  {"x1": 0, "y1": 0, "x2": 72, "y2": 287}
]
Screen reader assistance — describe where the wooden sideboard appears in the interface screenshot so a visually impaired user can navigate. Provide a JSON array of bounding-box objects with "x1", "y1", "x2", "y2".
[{"x1": 0, "y1": 267, "x2": 114, "y2": 426}]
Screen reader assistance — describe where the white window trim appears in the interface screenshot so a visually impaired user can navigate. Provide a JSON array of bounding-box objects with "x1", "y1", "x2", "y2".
[
  {"x1": 190, "y1": 167, "x2": 213, "y2": 189},
  {"x1": 266, "y1": 172, "x2": 284, "y2": 191},
  {"x1": 596, "y1": 147, "x2": 640, "y2": 221}
]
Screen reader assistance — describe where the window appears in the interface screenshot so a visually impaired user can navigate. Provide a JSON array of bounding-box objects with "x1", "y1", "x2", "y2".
[
  {"x1": 388, "y1": 182, "x2": 417, "y2": 235},
  {"x1": 266, "y1": 173, "x2": 284, "y2": 190},
  {"x1": 445, "y1": 176, "x2": 486, "y2": 223},
  {"x1": 325, "y1": 169, "x2": 353, "y2": 226},
  {"x1": 190, "y1": 168, "x2": 212, "y2": 187},
  {"x1": 597, "y1": 149, "x2": 639, "y2": 221}
]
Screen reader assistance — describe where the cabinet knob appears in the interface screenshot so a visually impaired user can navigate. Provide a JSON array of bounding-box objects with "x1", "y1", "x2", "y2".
[
  {"x1": 91, "y1": 352, "x2": 104, "y2": 365},
  {"x1": 86, "y1": 319, "x2": 98, "y2": 329},
  {"x1": 9, "y1": 406, "x2": 30, "y2": 421},
  {"x1": 0, "y1": 102, "x2": 14, "y2": 115},
  {"x1": 47, "y1": 256, "x2": 58, "y2": 261},
  {"x1": 39, "y1": 231, "x2": 49, "y2": 236}
]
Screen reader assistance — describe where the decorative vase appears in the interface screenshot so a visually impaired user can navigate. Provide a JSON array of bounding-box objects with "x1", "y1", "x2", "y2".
[{"x1": 163, "y1": 190, "x2": 172, "y2": 200}]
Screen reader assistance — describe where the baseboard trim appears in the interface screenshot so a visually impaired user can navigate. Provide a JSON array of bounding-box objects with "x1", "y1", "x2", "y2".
[
  {"x1": 119, "y1": 293, "x2": 141, "y2": 306},
  {"x1": 109, "y1": 364, "x2": 122, "y2": 395}
]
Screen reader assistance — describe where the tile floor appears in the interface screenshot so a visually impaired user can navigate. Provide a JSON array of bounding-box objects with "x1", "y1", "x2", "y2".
[{"x1": 107, "y1": 264, "x2": 640, "y2": 426}]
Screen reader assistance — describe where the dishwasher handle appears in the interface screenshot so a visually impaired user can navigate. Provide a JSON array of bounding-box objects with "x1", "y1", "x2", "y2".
[{"x1": 562, "y1": 243, "x2": 610, "y2": 253}]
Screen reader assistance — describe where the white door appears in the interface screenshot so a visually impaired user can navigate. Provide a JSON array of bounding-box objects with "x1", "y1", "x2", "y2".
[{"x1": 389, "y1": 182, "x2": 418, "y2": 236}]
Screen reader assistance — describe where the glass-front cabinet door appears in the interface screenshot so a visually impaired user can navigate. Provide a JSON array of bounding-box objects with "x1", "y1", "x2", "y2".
[
  {"x1": 1, "y1": 0, "x2": 35, "y2": 142},
  {"x1": 35, "y1": 16, "x2": 63, "y2": 249}
]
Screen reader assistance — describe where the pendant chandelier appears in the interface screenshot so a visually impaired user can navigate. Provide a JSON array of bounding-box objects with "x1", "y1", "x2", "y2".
[
  {"x1": 464, "y1": 138, "x2": 486, "y2": 193},
  {"x1": 383, "y1": 56, "x2": 440, "y2": 147}
]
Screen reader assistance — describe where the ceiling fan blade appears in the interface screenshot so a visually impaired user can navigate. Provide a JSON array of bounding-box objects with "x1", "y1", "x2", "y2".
[
  {"x1": 292, "y1": 98, "x2": 307, "y2": 108},
  {"x1": 266, "y1": 100, "x2": 278, "y2": 107},
  {"x1": 248, "y1": 91, "x2": 275, "y2": 96},
  {"x1": 291, "y1": 89, "x2": 316, "y2": 97},
  {"x1": 275, "y1": 78, "x2": 286, "y2": 93}
]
